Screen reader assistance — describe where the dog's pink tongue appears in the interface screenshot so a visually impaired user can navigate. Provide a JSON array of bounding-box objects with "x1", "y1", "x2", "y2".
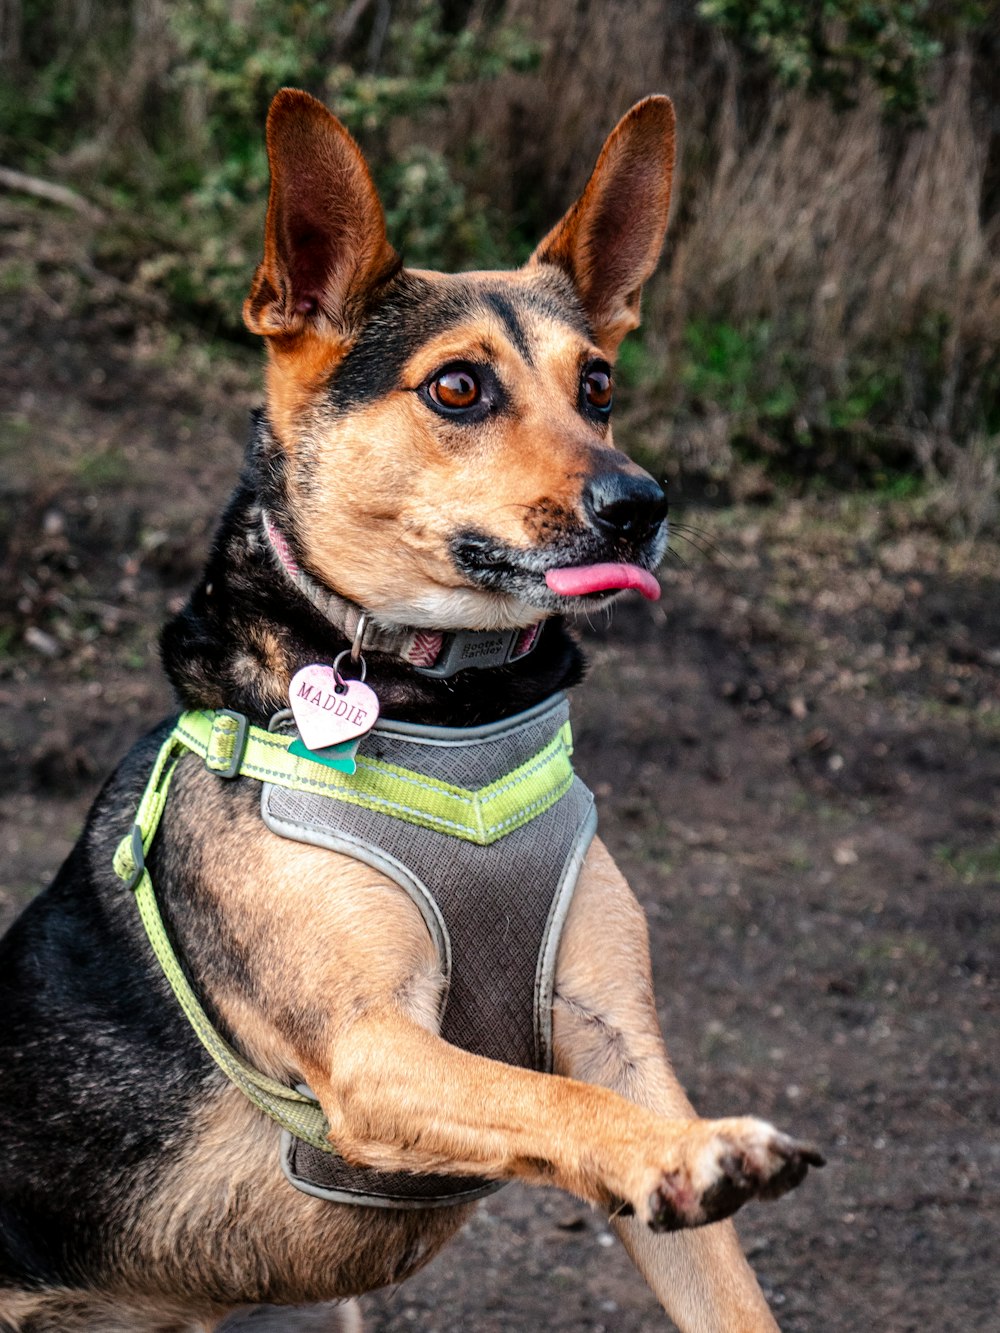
[{"x1": 545, "y1": 563, "x2": 661, "y2": 601}]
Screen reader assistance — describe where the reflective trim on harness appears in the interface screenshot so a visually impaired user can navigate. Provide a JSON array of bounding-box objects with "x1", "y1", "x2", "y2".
[
  {"x1": 173, "y1": 709, "x2": 575, "y2": 846},
  {"x1": 112, "y1": 703, "x2": 580, "y2": 1156}
]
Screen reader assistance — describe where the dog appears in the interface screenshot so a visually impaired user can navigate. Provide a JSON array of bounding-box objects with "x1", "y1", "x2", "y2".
[{"x1": 0, "y1": 89, "x2": 822, "y2": 1332}]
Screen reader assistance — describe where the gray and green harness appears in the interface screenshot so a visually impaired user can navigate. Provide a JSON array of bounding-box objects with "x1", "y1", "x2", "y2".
[{"x1": 114, "y1": 693, "x2": 596, "y2": 1208}]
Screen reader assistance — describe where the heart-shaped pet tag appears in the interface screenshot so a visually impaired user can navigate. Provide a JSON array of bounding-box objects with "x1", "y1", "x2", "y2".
[{"x1": 289, "y1": 663, "x2": 380, "y2": 752}]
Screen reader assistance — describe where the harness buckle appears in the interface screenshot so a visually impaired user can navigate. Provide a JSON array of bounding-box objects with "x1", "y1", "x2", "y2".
[
  {"x1": 207, "y1": 709, "x2": 250, "y2": 779},
  {"x1": 123, "y1": 824, "x2": 145, "y2": 892}
]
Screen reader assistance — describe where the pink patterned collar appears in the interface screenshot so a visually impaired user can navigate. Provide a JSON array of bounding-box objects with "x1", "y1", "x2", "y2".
[{"x1": 260, "y1": 511, "x2": 541, "y2": 679}]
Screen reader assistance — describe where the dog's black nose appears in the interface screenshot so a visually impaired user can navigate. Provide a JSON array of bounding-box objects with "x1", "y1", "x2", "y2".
[{"x1": 583, "y1": 471, "x2": 668, "y2": 543}]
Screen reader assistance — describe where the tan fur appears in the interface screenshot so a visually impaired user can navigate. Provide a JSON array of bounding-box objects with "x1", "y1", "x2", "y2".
[
  {"x1": 134, "y1": 1085, "x2": 465, "y2": 1312},
  {"x1": 160, "y1": 758, "x2": 446, "y2": 1082},
  {"x1": 554, "y1": 839, "x2": 781, "y2": 1332},
  {"x1": 124, "y1": 755, "x2": 798, "y2": 1331},
  {"x1": 153, "y1": 93, "x2": 801, "y2": 1332},
  {"x1": 284, "y1": 296, "x2": 653, "y2": 632},
  {"x1": 265, "y1": 329, "x2": 350, "y2": 452}
]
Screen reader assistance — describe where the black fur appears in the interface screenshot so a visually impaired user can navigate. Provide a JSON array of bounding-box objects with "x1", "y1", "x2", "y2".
[
  {"x1": 482, "y1": 291, "x2": 535, "y2": 367},
  {"x1": 0, "y1": 726, "x2": 218, "y2": 1288}
]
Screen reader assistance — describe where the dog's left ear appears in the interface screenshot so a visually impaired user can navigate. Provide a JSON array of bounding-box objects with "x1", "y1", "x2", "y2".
[
  {"x1": 529, "y1": 96, "x2": 675, "y2": 354},
  {"x1": 244, "y1": 88, "x2": 399, "y2": 342}
]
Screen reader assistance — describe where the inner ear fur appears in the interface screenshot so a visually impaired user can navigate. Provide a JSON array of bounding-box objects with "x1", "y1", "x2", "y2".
[
  {"x1": 529, "y1": 96, "x2": 675, "y2": 354},
  {"x1": 244, "y1": 88, "x2": 399, "y2": 342}
]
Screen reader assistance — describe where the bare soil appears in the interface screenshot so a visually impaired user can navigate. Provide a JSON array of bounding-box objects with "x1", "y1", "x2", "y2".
[{"x1": 2, "y1": 199, "x2": 998, "y2": 1332}]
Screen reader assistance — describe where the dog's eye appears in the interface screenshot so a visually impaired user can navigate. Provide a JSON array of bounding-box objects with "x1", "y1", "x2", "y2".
[
  {"x1": 429, "y1": 367, "x2": 481, "y2": 411},
  {"x1": 583, "y1": 363, "x2": 613, "y2": 413}
]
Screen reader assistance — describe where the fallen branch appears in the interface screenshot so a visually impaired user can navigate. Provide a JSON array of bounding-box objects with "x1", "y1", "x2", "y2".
[{"x1": 0, "y1": 165, "x2": 106, "y2": 224}]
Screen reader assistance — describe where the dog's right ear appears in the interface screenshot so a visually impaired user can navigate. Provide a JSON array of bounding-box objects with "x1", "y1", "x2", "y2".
[{"x1": 243, "y1": 89, "x2": 399, "y2": 342}]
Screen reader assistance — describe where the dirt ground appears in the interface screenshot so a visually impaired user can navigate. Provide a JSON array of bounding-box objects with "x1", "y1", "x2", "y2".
[{"x1": 1, "y1": 199, "x2": 998, "y2": 1332}]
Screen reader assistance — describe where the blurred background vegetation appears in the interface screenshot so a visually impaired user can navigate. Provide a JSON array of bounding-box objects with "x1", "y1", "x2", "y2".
[{"x1": 1, "y1": 0, "x2": 997, "y2": 532}]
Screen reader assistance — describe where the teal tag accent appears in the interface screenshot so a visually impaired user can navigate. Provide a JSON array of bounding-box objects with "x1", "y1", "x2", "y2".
[{"x1": 289, "y1": 737, "x2": 360, "y2": 774}]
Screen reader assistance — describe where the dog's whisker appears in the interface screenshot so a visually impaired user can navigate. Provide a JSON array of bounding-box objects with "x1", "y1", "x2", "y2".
[
  {"x1": 669, "y1": 521, "x2": 732, "y2": 566},
  {"x1": 669, "y1": 526, "x2": 731, "y2": 567}
]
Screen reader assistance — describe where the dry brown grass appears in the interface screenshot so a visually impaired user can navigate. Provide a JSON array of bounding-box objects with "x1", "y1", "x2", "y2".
[
  {"x1": 457, "y1": 11, "x2": 999, "y2": 520},
  {"x1": 682, "y1": 55, "x2": 996, "y2": 403},
  {"x1": 4, "y1": 0, "x2": 997, "y2": 527}
]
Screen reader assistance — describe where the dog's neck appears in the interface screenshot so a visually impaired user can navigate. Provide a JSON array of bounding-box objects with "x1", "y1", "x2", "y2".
[
  {"x1": 259, "y1": 509, "x2": 544, "y2": 679},
  {"x1": 159, "y1": 415, "x2": 584, "y2": 729}
]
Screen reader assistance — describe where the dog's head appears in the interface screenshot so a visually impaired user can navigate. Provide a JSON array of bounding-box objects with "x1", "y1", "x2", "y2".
[{"x1": 245, "y1": 89, "x2": 675, "y2": 632}]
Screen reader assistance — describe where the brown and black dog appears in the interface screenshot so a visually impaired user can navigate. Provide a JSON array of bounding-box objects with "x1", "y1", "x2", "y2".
[{"x1": 0, "y1": 90, "x2": 821, "y2": 1332}]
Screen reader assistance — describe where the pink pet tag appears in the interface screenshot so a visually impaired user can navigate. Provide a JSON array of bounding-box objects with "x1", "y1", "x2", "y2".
[{"x1": 289, "y1": 658, "x2": 380, "y2": 751}]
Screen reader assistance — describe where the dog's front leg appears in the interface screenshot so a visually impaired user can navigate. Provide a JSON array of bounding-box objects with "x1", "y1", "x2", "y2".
[
  {"x1": 286, "y1": 856, "x2": 815, "y2": 1278},
  {"x1": 303, "y1": 1006, "x2": 803, "y2": 1227},
  {"x1": 552, "y1": 837, "x2": 807, "y2": 1332},
  {"x1": 187, "y1": 828, "x2": 801, "y2": 1229}
]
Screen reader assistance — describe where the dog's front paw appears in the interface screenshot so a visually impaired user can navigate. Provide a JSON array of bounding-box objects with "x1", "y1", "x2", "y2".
[{"x1": 640, "y1": 1117, "x2": 824, "y2": 1232}]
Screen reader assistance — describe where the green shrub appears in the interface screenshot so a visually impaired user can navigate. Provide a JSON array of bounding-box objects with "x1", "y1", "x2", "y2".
[
  {"x1": 697, "y1": 0, "x2": 983, "y2": 115},
  {"x1": 0, "y1": 0, "x2": 538, "y2": 326},
  {"x1": 0, "y1": 0, "x2": 996, "y2": 526}
]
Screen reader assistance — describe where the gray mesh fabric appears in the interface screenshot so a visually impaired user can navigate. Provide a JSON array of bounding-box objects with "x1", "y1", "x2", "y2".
[{"x1": 261, "y1": 694, "x2": 596, "y2": 1207}]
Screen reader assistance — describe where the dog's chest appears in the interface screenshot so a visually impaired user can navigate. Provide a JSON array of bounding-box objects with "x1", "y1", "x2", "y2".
[{"x1": 261, "y1": 693, "x2": 596, "y2": 1206}]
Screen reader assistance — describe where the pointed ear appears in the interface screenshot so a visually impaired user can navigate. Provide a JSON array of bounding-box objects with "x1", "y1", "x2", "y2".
[
  {"x1": 243, "y1": 89, "x2": 399, "y2": 341},
  {"x1": 529, "y1": 96, "x2": 675, "y2": 354}
]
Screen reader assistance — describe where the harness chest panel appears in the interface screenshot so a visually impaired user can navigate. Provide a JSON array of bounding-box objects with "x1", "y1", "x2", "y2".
[{"x1": 260, "y1": 694, "x2": 596, "y2": 1208}]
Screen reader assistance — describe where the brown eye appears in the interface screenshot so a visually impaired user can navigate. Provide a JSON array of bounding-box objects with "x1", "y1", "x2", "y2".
[
  {"x1": 430, "y1": 367, "x2": 480, "y2": 410},
  {"x1": 583, "y1": 364, "x2": 613, "y2": 412}
]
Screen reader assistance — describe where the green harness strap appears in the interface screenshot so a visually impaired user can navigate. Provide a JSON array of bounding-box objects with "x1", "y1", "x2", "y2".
[
  {"x1": 173, "y1": 708, "x2": 575, "y2": 843},
  {"x1": 112, "y1": 707, "x2": 576, "y2": 1152}
]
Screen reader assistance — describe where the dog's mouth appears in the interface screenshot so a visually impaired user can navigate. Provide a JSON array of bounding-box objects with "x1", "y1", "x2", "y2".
[{"x1": 451, "y1": 526, "x2": 666, "y2": 612}]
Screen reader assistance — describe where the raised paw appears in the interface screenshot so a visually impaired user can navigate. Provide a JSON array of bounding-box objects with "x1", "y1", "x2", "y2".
[{"x1": 642, "y1": 1117, "x2": 824, "y2": 1233}]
